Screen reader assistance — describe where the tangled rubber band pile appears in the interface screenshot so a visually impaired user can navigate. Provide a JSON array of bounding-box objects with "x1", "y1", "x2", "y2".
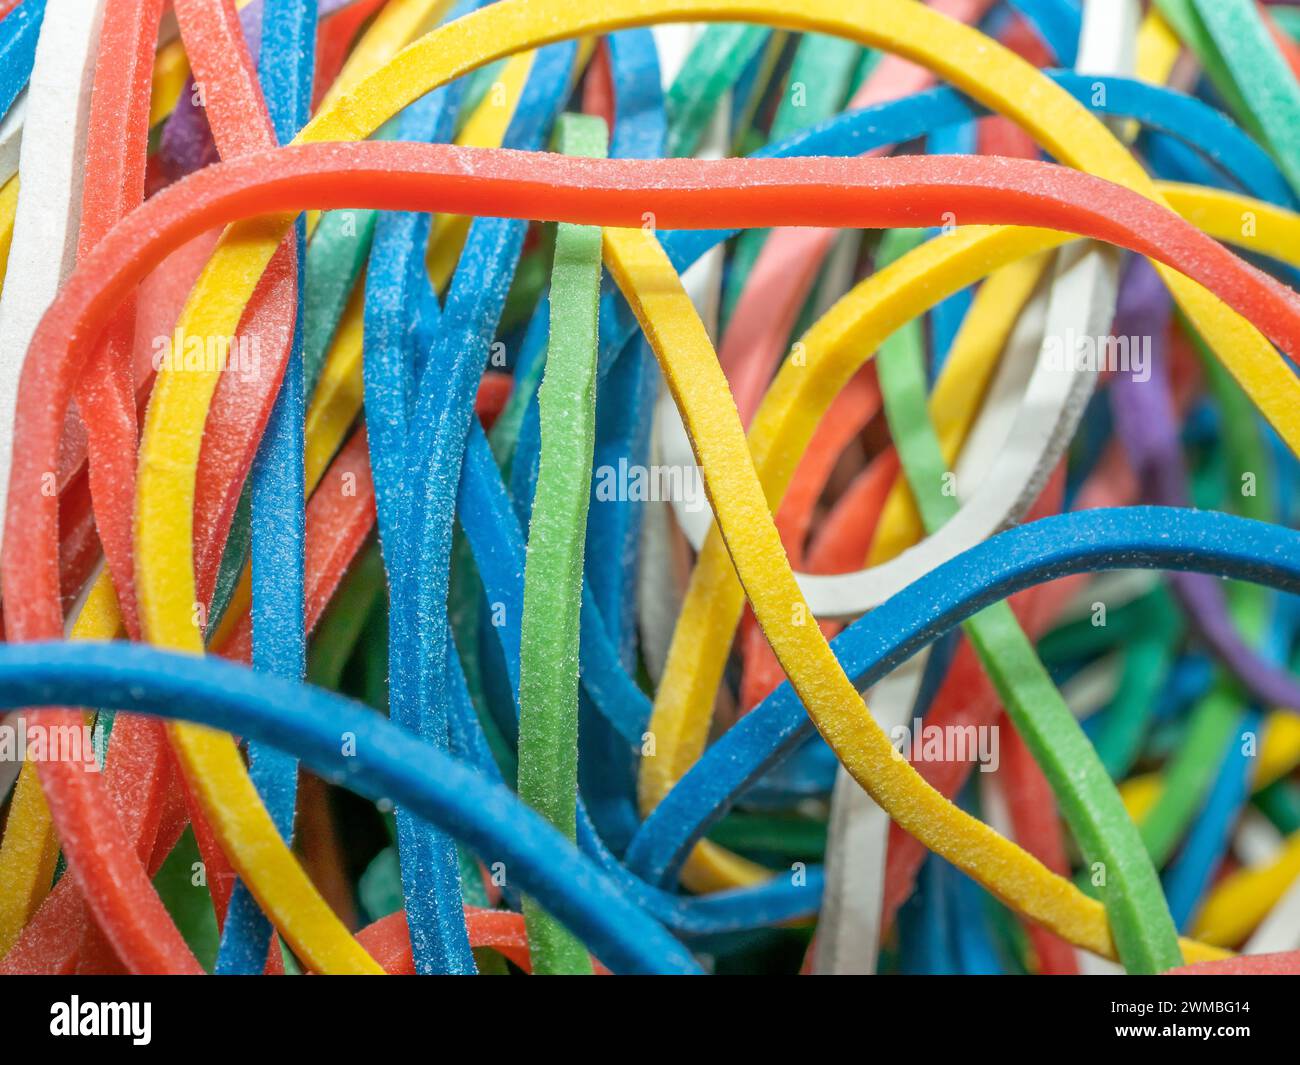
[{"x1": 1, "y1": 0, "x2": 1300, "y2": 977}]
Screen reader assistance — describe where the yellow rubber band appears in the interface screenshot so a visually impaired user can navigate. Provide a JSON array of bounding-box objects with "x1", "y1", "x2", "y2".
[
  {"x1": 150, "y1": 39, "x2": 191, "y2": 130},
  {"x1": 1136, "y1": 7, "x2": 1183, "y2": 87},
  {"x1": 600, "y1": 223, "x2": 1225, "y2": 965},
  {"x1": 1256, "y1": 712, "x2": 1300, "y2": 789},
  {"x1": 425, "y1": 50, "x2": 536, "y2": 292},
  {"x1": 1195, "y1": 829, "x2": 1300, "y2": 946},
  {"x1": 133, "y1": 0, "x2": 1288, "y2": 971},
  {"x1": 641, "y1": 183, "x2": 1300, "y2": 888},
  {"x1": 0, "y1": 175, "x2": 17, "y2": 293},
  {"x1": 1120, "y1": 773, "x2": 1164, "y2": 823}
]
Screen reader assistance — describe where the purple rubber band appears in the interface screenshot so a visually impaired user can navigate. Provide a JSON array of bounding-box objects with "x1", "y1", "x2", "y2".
[
  {"x1": 1110, "y1": 255, "x2": 1300, "y2": 710},
  {"x1": 157, "y1": 0, "x2": 357, "y2": 180}
]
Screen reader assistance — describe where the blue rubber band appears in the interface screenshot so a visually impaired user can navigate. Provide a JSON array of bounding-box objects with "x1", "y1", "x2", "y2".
[
  {"x1": 217, "y1": 0, "x2": 317, "y2": 976},
  {"x1": 624, "y1": 507, "x2": 1300, "y2": 886},
  {"x1": 1162, "y1": 710, "x2": 1262, "y2": 930},
  {"x1": 365, "y1": 35, "x2": 576, "y2": 974},
  {"x1": 0, "y1": 640, "x2": 702, "y2": 975},
  {"x1": 363, "y1": 62, "x2": 474, "y2": 977},
  {"x1": 1004, "y1": 0, "x2": 1081, "y2": 66},
  {"x1": 461, "y1": 420, "x2": 822, "y2": 933},
  {"x1": 0, "y1": 0, "x2": 45, "y2": 124}
]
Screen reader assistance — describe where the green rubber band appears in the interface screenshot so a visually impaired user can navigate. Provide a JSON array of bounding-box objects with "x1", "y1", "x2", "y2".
[
  {"x1": 500, "y1": 239, "x2": 551, "y2": 334},
  {"x1": 1187, "y1": 315, "x2": 1274, "y2": 627},
  {"x1": 1038, "y1": 589, "x2": 1167, "y2": 665},
  {"x1": 728, "y1": 30, "x2": 789, "y2": 154},
  {"x1": 1138, "y1": 685, "x2": 1242, "y2": 866},
  {"x1": 707, "y1": 812, "x2": 827, "y2": 859},
  {"x1": 449, "y1": 530, "x2": 518, "y2": 778},
  {"x1": 1189, "y1": 0, "x2": 1300, "y2": 197},
  {"x1": 307, "y1": 543, "x2": 386, "y2": 690},
  {"x1": 1092, "y1": 588, "x2": 1182, "y2": 780},
  {"x1": 360, "y1": 591, "x2": 390, "y2": 714},
  {"x1": 1150, "y1": 0, "x2": 1263, "y2": 142},
  {"x1": 489, "y1": 339, "x2": 548, "y2": 471},
  {"x1": 456, "y1": 59, "x2": 511, "y2": 136},
  {"x1": 153, "y1": 827, "x2": 220, "y2": 973},
  {"x1": 1273, "y1": 7, "x2": 1300, "y2": 42},
  {"x1": 207, "y1": 488, "x2": 252, "y2": 635},
  {"x1": 303, "y1": 208, "x2": 377, "y2": 396},
  {"x1": 664, "y1": 23, "x2": 769, "y2": 157},
  {"x1": 721, "y1": 32, "x2": 862, "y2": 325},
  {"x1": 874, "y1": 231, "x2": 1182, "y2": 973},
  {"x1": 1254, "y1": 778, "x2": 1300, "y2": 835},
  {"x1": 515, "y1": 113, "x2": 608, "y2": 976}
]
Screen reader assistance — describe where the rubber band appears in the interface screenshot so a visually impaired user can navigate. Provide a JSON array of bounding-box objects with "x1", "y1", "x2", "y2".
[
  {"x1": 644, "y1": 176, "x2": 1300, "y2": 899},
  {"x1": 868, "y1": 226, "x2": 1180, "y2": 970},
  {"x1": 1111, "y1": 256, "x2": 1300, "y2": 711},
  {"x1": 17, "y1": 501, "x2": 1289, "y2": 967},
  {"x1": 0, "y1": 0, "x2": 43, "y2": 124},
  {"x1": 1187, "y1": 0, "x2": 1300, "y2": 197},
  {"x1": 10, "y1": 135, "x2": 1300, "y2": 965},
  {"x1": 516, "y1": 112, "x2": 606, "y2": 975},
  {"x1": 661, "y1": 69, "x2": 1298, "y2": 590},
  {"x1": 0, "y1": 175, "x2": 16, "y2": 287},
  {"x1": 216, "y1": 0, "x2": 317, "y2": 976},
  {"x1": 0, "y1": 639, "x2": 702, "y2": 974},
  {"x1": 365, "y1": 34, "x2": 583, "y2": 974},
  {"x1": 0, "y1": 0, "x2": 102, "y2": 556},
  {"x1": 10, "y1": 0, "x2": 1300, "y2": 972},
  {"x1": 360, "y1": 37, "x2": 477, "y2": 975},
  {"x1": 815, "y1": 0, "x2": 1142, "y2": 968},
  {"x1": 0, "y1": 93, "x2": 21, "y2": 189},
  {"x1": 1163, "y1": 710, "x2": 1260, "y2": 931},
  {"x1": 0, "y1": 1, "x2": 204, "y2": 976},
  {"x1": 0, "y1": 573, "x2": 120, "y2": 957}
]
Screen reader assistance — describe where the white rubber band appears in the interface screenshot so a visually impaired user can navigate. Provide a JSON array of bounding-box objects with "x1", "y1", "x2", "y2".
[
  {"x1": 0, "y1": 0, "x2": 106, "y2": 563},
  {"x1": 0, "y1": 93, "x2": 25, "y2": 189}
]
